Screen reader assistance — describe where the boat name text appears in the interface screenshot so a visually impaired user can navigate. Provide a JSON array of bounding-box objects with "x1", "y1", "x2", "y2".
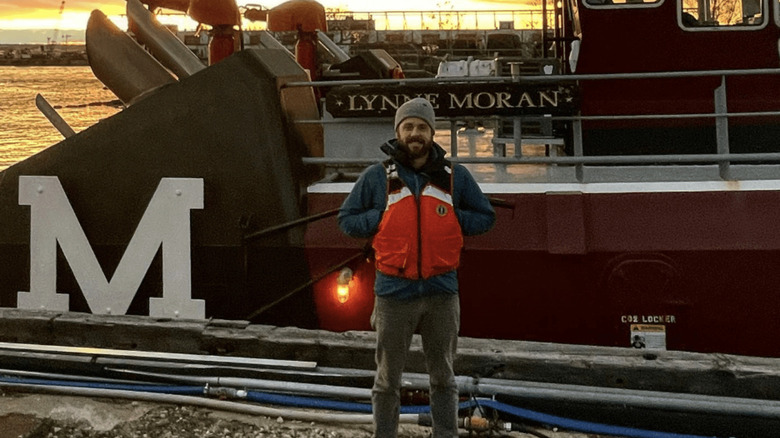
[
  {"x1": 326, "y1": 83, "x2": 578, "y2": 118},
  {"x1": 344, "y1": 91, "x2": 561, "y2": 111}
]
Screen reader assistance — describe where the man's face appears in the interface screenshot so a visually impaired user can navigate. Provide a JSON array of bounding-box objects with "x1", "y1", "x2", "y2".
[{"x1": 396, "y1": 117, "x2": 433, "y2": 159}]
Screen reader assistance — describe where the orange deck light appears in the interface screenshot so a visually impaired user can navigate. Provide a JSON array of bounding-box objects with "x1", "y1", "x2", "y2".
[{"x1": 336, "y1": 267, "x2": 353, "y2": 304}]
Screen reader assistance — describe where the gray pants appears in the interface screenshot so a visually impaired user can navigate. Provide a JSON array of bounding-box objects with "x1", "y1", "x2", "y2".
[{"x1": 372, "y1": 294, "x2": 460, "y2": 438}]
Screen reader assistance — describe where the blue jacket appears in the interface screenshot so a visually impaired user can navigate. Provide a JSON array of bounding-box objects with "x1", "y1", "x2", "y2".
[{"x1": 338, "y1": 139, "x2": 496, "y2": 300}]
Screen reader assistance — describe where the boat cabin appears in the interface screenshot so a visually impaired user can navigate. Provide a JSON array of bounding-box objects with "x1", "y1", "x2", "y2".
[{"x1": 566, "y1": 0, "x2": 780, "y2": 155}]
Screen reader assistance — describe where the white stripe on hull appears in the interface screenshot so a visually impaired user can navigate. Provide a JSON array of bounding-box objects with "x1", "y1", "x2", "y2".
[{"x1": 309, "y1": 179, "x2": 780, "y2": 195}]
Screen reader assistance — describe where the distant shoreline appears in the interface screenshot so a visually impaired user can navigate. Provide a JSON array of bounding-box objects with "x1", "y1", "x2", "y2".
[
  {"x1": 0, "y1": 43, "x2": 85, "y2": 49},
  {"x1": 0, "y1": 43, "x2": 88, "y2": 67},
  {"x1": 0, "y1": 59, "x2": 88, "y2": 66}
]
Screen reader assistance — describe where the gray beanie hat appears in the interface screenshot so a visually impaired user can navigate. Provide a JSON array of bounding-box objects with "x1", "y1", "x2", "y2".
[{"x1": 394, "y1": 97, "x2": 436, "y2": 132}]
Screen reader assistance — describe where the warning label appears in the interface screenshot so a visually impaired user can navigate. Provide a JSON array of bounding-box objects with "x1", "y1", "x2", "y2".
[{"x1": 630, "y1": 324, "x2": 666, "y2": 350}]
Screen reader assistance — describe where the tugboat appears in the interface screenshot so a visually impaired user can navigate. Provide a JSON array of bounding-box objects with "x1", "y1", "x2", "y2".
[
  {"x1": 305, "y1": 0, "x2": 780, "y2": 359},
  {"x1": 1, "y1": 0, "x2": 780, "y2": 361}
]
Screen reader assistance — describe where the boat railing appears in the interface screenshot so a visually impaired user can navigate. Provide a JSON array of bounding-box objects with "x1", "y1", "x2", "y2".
[
  {"x1": 287, "y1": 68, "x2": 780, "y2": 184},
  {"x1": 325, "y1": 9, "x2": 553, "y2": 32}
]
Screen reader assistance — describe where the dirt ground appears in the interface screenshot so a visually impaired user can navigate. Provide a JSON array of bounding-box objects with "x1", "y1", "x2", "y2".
[{"x1": 0, "y1": 392, "x2": 605, "y2": 438}]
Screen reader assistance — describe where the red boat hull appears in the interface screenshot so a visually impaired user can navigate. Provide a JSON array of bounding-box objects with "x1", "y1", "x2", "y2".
[{"x1": 306, "y1": 185, "x2": 780, "y2": 358}]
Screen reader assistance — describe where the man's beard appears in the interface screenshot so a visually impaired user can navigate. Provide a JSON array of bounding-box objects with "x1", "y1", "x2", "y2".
[{"x1": 399, "y1": 135, "x2": 433, "y2": 159}]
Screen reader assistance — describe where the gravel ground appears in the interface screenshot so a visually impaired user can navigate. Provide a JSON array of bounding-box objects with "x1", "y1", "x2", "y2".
[
  {"x1": 9, "y1": 404, "x2": 383, "y2": 438},
  {"x1": 0, "y1": 393, "x2": 403, "y2": 438},
  {"x1": 0, "y1": 392, "x2": 602, "y2": 438}
]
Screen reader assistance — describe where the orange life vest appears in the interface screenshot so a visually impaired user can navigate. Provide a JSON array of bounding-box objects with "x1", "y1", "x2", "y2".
[{"x1": 372, "y1": 161, "x2": 464, "y2": 279}]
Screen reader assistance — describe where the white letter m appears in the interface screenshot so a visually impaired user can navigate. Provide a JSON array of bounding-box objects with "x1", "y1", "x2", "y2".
[{"x1": 17, "y1": 176, "x2": 205, "y2": 319}]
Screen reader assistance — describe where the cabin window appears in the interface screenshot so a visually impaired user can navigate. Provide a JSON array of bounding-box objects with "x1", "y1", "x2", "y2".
[{"x1": 680, "y1": 0, "x2": 764, "y2": 27}]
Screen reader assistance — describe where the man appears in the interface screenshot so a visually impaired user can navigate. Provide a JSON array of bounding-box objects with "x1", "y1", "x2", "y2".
[{"x1": 338, "y1": 97, "x2": 495, "y2": 438}]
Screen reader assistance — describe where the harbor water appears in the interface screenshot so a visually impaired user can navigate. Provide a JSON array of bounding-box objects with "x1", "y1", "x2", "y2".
[
  {"x1": 0, "y1": 66, "x2": 120, "y2": 171},
  {"x1": 0, "y1": 65, "x2": 550, "y2": 181}
]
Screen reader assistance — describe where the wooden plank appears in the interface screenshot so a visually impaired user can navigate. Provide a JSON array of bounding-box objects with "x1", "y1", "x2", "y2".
[{"x1": 1, "y1": 308, "x2": 780, "y2": 401}]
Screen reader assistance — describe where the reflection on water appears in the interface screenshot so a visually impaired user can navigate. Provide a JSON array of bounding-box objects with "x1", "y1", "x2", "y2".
[
  {"x1": 446, "y1": 124, "x2": 556, "y2": 183},
  {"x1": 0, "y1": 66, "x2": 121, "y2": 171},
  {"x1": 0, "y1": 66, "x2": 558, "y2": 182}
]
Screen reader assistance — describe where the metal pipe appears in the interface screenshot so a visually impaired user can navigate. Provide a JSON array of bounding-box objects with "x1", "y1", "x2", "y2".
[
  {"x1": 572, "y1": 117, "x2": 584, "y2": 182},
  {"x1": 0, "y1": 368, "x2": 157, "y2": 386},
  {"x1": 512, "y1": 117, "x2": 523, "y2": 158},
  {"x1": 470, "y1": 383, "x2": 780, "y2": 419},
  {"x1": 316, "y1": 31, "x2": 350, "y2": 63},
  {"x1": 303, "y1": 152, "x2": 780, "y2": 166},
  {"x1": 5, "y1": 342, "x2": 780, "y2": 421},
  {"x1": 0, "y1": 381, "x2": 415, "y2": 424},
  {"x1": 0, "y1": 372, "x2": 718, "y2": 437},
  {"x1": 0, "y1": 341, "x2": 316, "y2": 371},
  {"x1": 284, "y1": 68, "x2": 780, "y2": 88},
  {"x1": 715, "y1": 76, "x2": 731, "y2": 180},
  {"x1": 295, "y1": 110, "x2": 780, "y2": 125},
  {"x1": 449, "y1": 120, "x2": 458, "y2": 158},
  {"x1": 397, "y1": 372, "x2": 780, "y2": 420},
  {"x1": 35, "y1": 94, "x2": 76, "y2": 138},
  {"x1": 256, "y1": 30, "x2": 294, "y2": 55},
  {"x1": 106, "y1": 367, "x2": 373, "y2": 399},
  {"x1": 95, "y1": 353, "x2": 780, "y2": 421},
  {"x1": 100, "y1": 364, "x2": 780, "y2": 420},
  {"x1": 312, "y1": 366, "x2": 780, "y2": 420},
  {"x1": 243, "y1": 208, "x2": 340, "y2": 242}
]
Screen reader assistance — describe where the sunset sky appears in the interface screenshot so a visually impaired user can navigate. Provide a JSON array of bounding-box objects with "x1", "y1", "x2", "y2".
[{"x1": 0, "y1": 0, "x2": 522, "y2": 32}]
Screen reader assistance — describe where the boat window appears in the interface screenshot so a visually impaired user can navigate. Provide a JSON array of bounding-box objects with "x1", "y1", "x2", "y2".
[{"x1": 680, "y1": 0, "x2": 764, "y2": 27}]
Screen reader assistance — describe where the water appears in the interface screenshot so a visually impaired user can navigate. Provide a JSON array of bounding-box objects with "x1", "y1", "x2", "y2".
[
  {"x1": 0, "y1": 66, "x2": 550, "y2": 182},
  {"x1": 0, "y1": 66, "x2": 121, "y2": 170}
]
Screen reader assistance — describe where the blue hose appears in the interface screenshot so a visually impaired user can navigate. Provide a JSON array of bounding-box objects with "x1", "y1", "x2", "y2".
[
  {"x1": 245, "y1": 391, "x2": 431, "y2": 414},
  {"x1": 246, "y1": 392, "x2": 715, "y2": 438},
  {"x1": 0, "y1": 375, "x2": 204, "y2": 396},
  {"x1": 0, "y1": 375, "x2": 717, "y2": 438},
  {"x1": 247, "y1": 391, "x2": 372, "y2": 413},
  {"x1": 465, "y1": 398, "x2": 718, "y2": 438}
]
